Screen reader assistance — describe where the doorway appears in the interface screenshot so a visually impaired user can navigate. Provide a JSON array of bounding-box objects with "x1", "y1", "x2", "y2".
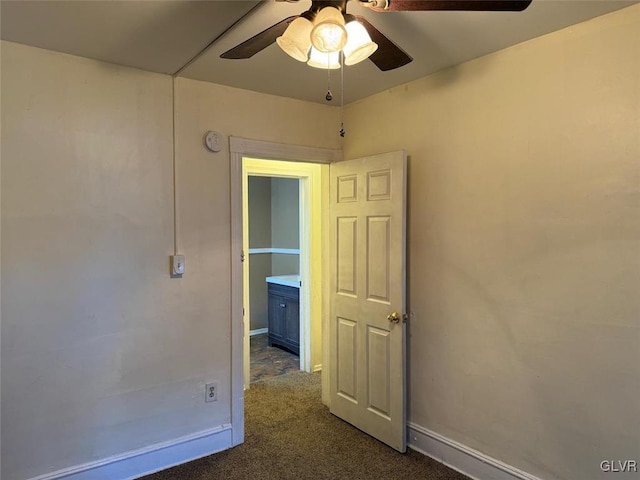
[
  {"x1": 231, "y1": 139, "x2": 408, "y2": 453},
  {"x1": 230, "y1": 138, "x2": 339, "y2": 446},
  {"x1": 246, "y1": 174, "x2": 302, "y2": 383},
  {"x1": 241, "y1": 157, "x2": 326, "y2": 390}
]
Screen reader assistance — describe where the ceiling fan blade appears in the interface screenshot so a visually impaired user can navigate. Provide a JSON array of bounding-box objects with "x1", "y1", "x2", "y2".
[
  {"x1": 356, "y1": 16, "x2": 412, "y2": 71},
  {"x1": 367, "y1": 0, "x2": 532, "y2": 12},
  {"x1": 221, "y1": 16, "x2": 298, "y2": 59}
]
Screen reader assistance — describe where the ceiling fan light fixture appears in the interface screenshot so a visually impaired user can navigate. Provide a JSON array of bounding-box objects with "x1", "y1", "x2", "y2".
[
  {"x1": 310, "y1": 7, "x2": 347, "y2": 53},
  {"x1": 307, "y1": 47, "x2": 341, "y2": 69},
  {"x1": 343, "y1": 20, "x2": 378, "y2": 65},
  {"x1": 276, "y1": 16, "x2": 313, "y2": 61}
]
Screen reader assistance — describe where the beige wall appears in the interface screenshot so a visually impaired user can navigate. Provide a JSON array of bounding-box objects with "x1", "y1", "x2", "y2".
[
  {"x1": 271, "y1": 177, "x2": 299, "y2": 250},
  {"x1": 0, "y1": 41, "x2": 339, "y2": 480},
  {"x1": 344, "y1": 5, "x2": 640, "y2": 480},
  {"x1": 248, "y1": 176, "x2": 272, "y2": 248},
  {"x1": 271, "y1": 177, "x2": 300, "y2": 275},
  {"x1": 248, "y1": 176, "x2": 272, "y2": 331},
  {"x1": 248, "y1": 253, "x2": 272, "y2": 331}
]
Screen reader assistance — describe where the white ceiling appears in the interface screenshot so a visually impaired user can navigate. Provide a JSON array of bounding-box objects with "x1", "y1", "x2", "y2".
[{"x1": 2, "y1": 0, "x2": 637, "y2": 104}]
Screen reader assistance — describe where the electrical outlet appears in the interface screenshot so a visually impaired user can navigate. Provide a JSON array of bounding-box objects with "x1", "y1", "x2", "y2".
[{"x1": 205, "y1": 382, "x2": 218, "y2": 402}]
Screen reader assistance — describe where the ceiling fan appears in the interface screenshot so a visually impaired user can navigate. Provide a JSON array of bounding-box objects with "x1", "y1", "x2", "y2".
[{"x1": 221, "y1": 0, "x2": 533, "y2": 71}]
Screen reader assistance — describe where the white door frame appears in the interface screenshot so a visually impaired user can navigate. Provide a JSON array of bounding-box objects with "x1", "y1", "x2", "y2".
[{"x1": 229, "y1": 137, "x2": 341, "y2": 446}]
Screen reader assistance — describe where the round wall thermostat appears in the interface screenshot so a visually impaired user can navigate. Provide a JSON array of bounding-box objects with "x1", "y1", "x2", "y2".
[{"x1": 204, "y1": 131, "x2": 223, "y2": 152}]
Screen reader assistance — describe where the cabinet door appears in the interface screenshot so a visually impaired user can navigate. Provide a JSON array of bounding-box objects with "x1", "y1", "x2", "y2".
[
  {"x1": 268, "y1": 293, "x2": 286, "y2": 342},
  {"x1": 284, "y1": 297, "x2": 300, "y2": 350}
]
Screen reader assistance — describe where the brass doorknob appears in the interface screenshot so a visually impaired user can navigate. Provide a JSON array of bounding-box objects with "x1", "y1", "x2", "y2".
[
  {"x1": 387, "y1": 312, "x2": 400, "y2": 323},
  {"x1": 387, "y1": 312, "x2": 408, "y2": 324}
]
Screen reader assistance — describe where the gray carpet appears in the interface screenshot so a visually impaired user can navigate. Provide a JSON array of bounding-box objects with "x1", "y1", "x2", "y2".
[{"x1": 142, "y1": 372, "x2": 470, "y2": 480}]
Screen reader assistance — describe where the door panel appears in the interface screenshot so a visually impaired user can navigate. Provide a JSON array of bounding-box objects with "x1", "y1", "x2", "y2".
[
  {"x1": 337, "y1": 174, "x2": 358, "y2": 203},
  {"x1": 337, "y1": 216, "x2": 358, "y2": 296},
  {"x1": 329, "y1": 151, "x2": 407, "y2": 453},
  {"x1": 367, "y1": 169, "x2": 392, "y2": 201},
  {"x1": 367, "y1": 325, "x2": 391, "y2": 418},
  {"x1": 366, "y1": 215, "x2": 391, "y2": 303},
  {"x1": 337, "y1": 317, "x2": 358, "y2": 402}
]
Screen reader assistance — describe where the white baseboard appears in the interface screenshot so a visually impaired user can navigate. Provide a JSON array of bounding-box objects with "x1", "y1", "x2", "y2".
[
  {"x1": 250, "y1": 328, "x2": 268, "y2": 336},
  {"x1": 408, "y1": 423, "x2": 543, "y2": 480},
  {"x1": 28, "y1": 424, "x2": 233, "y2": 480}
]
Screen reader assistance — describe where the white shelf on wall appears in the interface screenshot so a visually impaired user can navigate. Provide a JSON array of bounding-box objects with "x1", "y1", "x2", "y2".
[{"x1": 248, "y1": 248, "x2": 300, "y2": 255}]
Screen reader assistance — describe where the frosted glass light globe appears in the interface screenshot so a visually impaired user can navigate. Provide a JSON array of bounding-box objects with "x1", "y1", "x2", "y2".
[
  {"x1": 343, "y1": 20, "x2": 378, "y2": 65},
  {"x1": 310, "y1": 7, "x2": 347, "y2": 53},
  {"x1": 307, "y1": 47, "x2": 341, "y2": 69},
  {"x1": 276, "y1": 17, "x2": 313, "y2": 62}
]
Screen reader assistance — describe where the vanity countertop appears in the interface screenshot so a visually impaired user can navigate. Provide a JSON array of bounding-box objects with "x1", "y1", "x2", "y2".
[{"x1": 265, "y1": 275, "x2": 301, "y2": 288}]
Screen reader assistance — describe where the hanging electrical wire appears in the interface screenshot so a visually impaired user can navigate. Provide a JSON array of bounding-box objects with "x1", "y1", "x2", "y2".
[
  {"x1": 325, "y1": 58, "x2": 333, "y2": 102},
  {"x1": 339, "y1": 52, "x2": 345, "y2": 137}
]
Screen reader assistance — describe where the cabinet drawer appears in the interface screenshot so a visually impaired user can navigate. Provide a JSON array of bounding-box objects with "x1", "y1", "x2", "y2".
[{"x1": 268, "y1": 283, "x2": 300, "y2": 300}]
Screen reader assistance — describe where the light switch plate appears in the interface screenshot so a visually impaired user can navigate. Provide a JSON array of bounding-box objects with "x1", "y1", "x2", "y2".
[{"x1": 171, "y1": 255, "x2": 185, "y2": 276}]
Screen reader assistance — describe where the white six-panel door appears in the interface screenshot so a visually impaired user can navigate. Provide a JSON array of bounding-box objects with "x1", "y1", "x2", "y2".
[{"x1": 329, "y1": 151, "x2": 407, "y2": 452}]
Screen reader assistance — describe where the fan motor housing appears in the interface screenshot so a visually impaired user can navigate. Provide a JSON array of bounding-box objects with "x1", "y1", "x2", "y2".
[{"x1": 309, "y1": 0, "x2": 349, "y2": 14}]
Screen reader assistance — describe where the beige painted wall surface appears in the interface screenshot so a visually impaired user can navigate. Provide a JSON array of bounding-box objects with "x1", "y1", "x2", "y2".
[
  {"x1": 248, "y1": 176, "x2": 272, "y2": 248},
  {"x1": 344, "y1": 5, "x2": 640, "y2": 480},
  {"x1": 271, "y1": 254, "x2": 299, "y2": 276},
  {"x1": 248, "y1": 254, "x2": 271, "y2": 331},
  {"x1": 0, "y1": 41, "x2": 339, "y2": 480},
  {"x1": 1, "y1": 42, "x2": 183, "y2": 480},
  {"x1": 271, "y1": 177, "x2": 300, "y2": 275},
  {"x1": 271, "y1": 177, "x2": 299, "y2": 250},
  {"x1": 248, "y1": 176, "x2": 272, "y2": 331}
]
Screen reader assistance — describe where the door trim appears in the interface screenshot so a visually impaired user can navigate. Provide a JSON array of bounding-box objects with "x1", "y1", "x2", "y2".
[{"x1": 229, "y1": 137, "x2": 340, "y2": 447}]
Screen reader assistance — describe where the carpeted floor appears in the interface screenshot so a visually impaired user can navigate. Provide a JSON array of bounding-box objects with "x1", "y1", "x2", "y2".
[
  {"x1": 250, "y1": 333, "x2": 300, "y2": 383},
  {"x1": 142, "y1": 371, "x2": 470, "y2": 480}
]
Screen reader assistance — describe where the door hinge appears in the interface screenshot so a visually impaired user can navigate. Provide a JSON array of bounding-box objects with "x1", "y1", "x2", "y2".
[{"x1": 240, "y1": 250, "x2": 245, "y2": 262}]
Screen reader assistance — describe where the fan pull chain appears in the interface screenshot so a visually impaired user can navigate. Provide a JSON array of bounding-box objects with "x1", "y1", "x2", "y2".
[
  {"x1": 325, "y1": 59, "x2": 333, "y2": 102},
  {"x1": 339, "y1": 52, "x2": 345, "y2": 137}
]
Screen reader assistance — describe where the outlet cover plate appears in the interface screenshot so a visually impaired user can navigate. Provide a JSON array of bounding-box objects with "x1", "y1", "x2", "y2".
[{"x1": 205, "y1": 382, "x2": 218, "y2": 402}]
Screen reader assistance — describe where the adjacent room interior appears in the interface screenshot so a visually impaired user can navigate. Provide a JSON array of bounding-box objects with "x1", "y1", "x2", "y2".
[{"x1": 247, "y1": 175, "x2": 302, "y2": 383}]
